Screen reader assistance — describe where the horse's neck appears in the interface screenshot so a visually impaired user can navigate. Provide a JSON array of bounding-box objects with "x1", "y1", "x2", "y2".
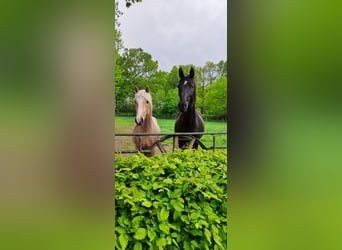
[
  {"x1": 142, "y1": 113, "x2": 153, "y2": 131},
  {"x1": 183, "y1": 105, "x2": 196, "y2": 124}
]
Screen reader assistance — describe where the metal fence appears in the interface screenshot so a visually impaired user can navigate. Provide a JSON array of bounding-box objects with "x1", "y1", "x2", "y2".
[
  {"x1": 115, "y1": 113, "x2": 227, "y2": 122},
  {"x1": 115, "y1": 132, "x2": 227, "y2": 155}
]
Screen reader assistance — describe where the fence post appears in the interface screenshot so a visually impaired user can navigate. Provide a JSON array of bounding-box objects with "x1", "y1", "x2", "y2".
[
  {"x1": 213, "y1": 134, "x2": 216, "y2": 152},
  {"x1": 188, "y1": 137, "x2": 196, "y2": 149},
  {"x1": 173, "y1": 136, "x2": 178, "y2": 152},
  {"x1": 138, "y1": 136, "x2": 142, "y2": 151}
]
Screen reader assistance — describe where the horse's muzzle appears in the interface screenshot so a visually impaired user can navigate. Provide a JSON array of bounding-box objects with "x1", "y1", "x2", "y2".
[
  {"x1": 179, "y1": 102, "x2": 188, "y2": 112},
  {"x1": 135, "y1": 117, "x2": 144, "y2": 126}
]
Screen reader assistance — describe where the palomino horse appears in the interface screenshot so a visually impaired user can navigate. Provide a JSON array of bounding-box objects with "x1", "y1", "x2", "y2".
[
  {"x1": 132, "y1": 86, "x2": 160, "y2": 156},
  {"x1": 175, "y1": 67, "x2": 205, "y2": 149}
]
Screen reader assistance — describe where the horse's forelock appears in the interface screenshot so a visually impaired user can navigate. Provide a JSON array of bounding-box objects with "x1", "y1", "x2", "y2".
[{"x1": 135, "y1": 90, "x2": 153, "y2": 108}]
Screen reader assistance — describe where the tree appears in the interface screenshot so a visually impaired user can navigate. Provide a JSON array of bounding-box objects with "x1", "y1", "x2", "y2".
[
  {"x1": 166, "y1": 66, "x2": 180, "y2": 90},
  {"x1": 148, "y1": 70, "x2": 168, "y2": 116},
  {"x1": 124, "y1": 0, "x2": 143, "y2": 8},
  {"x1": 196, "y1": 61, "x2": 222, "y2": 114},
  {"x1": 196, "y1": 66, "x2": 206, "y2": 113},
  {"x1": 114, "y1": 1, "x2": 124, "y2": 114},
  {"x1": 195, "y1": 60, "x2": 228, "y2": 114},
  {"x1": 118, "y1": 48, "x2": 158, "y2": 81},
  {"x1": 114, "y1": 1, "x2": 123, "y2": 55},
  {"x1": 216, "y1": 60, "x2": 228, "y2": 78},
  {"x1": 161, "y1": 88, "x2": 179, "y2": 117},
  {"x1": 203, "y1": 61, "x2": 219, "y2": 86},
  {"x1": 203, "y1": 76, "x2": 227, "y2": 120},
  {"x1": 115, "y1": 48, "x2": 158, "y2": 113},
  {"x1": 114, "y1": 63, "x2": 124, "y2": 113}
]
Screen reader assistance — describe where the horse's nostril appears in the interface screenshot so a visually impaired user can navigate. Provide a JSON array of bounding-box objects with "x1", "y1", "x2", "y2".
[{"x1": 135, "y1": 118, "x2": 142, "y2": 125}]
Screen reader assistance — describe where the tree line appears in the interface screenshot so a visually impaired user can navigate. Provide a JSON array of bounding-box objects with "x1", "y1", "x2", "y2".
[{"x1": 115, "y1": 48, "x2": 227, "y2": 120}]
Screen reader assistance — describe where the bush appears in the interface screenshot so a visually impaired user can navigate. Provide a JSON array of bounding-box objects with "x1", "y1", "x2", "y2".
[{"x1": 115, "y1": 149, "x2": 227, "y2": 250}]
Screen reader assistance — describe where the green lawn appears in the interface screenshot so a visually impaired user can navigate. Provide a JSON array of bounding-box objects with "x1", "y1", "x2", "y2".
[{"x1": 115, "y1": 116, "x2": 227, "y2": 148}]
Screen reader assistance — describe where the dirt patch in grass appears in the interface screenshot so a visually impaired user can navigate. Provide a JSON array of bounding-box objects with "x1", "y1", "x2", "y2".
[
  {"x1": 115, "y1": 126, "x2": 133, "y2": 152},
  {"x1": 115, "y1": 126, "x2": 174, "y2": 157}
]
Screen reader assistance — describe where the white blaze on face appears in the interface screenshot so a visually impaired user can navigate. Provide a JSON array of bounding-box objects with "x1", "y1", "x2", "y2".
[
  {"x1": 135, "y1": 95, "x2": 144, "y2": 124},
  {"x1": 183, "y1": 80, "x2": 188, "y2": 85}
]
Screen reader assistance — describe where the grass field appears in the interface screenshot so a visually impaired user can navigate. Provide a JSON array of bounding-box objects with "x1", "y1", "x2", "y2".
[{"x1": 115, "y1": 116, "x2": 227, "y2": 149}]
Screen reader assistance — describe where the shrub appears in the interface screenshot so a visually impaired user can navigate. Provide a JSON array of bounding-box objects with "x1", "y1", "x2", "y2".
[{"x1": 115, "y1": 149, "x2": 227, "y2": 250}]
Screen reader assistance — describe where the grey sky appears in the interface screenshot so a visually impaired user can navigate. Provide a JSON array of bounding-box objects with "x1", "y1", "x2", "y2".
[{"x1": 118, "y1": 0, "x2": 227, "y2": 72}]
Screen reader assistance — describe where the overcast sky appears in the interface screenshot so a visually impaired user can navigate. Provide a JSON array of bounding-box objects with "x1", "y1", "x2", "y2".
[{"x1": 118, "y1": 0, "x2": 227, "y2": 72}]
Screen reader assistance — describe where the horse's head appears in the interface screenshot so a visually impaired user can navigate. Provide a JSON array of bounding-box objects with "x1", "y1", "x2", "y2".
[
  {"x1": 134, "y1": 86, "x2": 152, "y2": 126},
  {"x1": 178, "y1": 67, "x2": 196, "y2": 112}
]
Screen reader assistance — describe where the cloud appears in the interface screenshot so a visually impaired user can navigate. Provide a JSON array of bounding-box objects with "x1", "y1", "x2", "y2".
[{"x1": 118, "y1": 0, "x2": 227, "y2": 71}]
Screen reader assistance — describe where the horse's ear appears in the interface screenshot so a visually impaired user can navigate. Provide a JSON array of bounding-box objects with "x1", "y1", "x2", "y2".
[
  {"x1": 190, "y1": 67, "x2": 195, "y2": 78},
  {"x1": 145, "y1": 86, "x2": 149, "y2": 93},
  {"x1": 134, "y1": 86, "x2": 139, "y2": 93},
  {"x1": 179, "y1": 67, "x2": 184, "y2": 79}
]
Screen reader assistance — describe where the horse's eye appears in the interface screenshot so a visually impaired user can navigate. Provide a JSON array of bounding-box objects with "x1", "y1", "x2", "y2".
[{"x1": 146, "y1": 100, "x2": 149, "y2": 104}]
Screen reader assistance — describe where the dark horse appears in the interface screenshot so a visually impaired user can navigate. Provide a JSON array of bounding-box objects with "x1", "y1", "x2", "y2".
[{"x1": 174, "y1": 67, "x2": 205, "y2": 149}]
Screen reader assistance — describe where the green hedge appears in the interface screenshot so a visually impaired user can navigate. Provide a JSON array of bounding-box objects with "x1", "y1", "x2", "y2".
[{"x1": 115, "y1": 149, "x2": 227, "y2": 250}]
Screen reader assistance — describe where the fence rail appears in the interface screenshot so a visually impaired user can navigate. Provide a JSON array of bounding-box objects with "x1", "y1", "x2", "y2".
[
  {"x1": 115, "y1": 114, "x2": 227, "y2": 122},
  {"x1": 115, "y1": 132, "x2": 227, "y2": 155}
]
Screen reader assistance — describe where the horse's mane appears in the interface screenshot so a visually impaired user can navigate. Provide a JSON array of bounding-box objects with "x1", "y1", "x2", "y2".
[{"x1": 190, "y1": 77, "x2": 196, "y2": 107}]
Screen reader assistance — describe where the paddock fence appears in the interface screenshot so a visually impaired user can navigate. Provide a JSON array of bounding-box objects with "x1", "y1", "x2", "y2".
[{"x1": 115, "y1": 132, "x2": 227, "y2": 155}]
